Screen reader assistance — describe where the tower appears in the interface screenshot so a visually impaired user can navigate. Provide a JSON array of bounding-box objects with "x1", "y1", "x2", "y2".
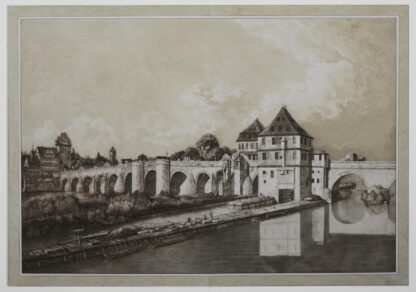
[
  {"x1": 55, "y1": 132, "x2": 72, "y2": 169},
  {"x1": 109, "y1": 146, "x2": 117, "y2": 165},
  {"x1": 255, "y1": 106, "x2": 313, "y2": 202}
]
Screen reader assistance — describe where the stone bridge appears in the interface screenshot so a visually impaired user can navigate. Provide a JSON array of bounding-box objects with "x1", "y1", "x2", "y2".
[
  {"x1": 328, "y1": 161, "x2": 396, "y2": 191},
  {"x1": 60, "y1": 157, "x2": 233, "y2": 197}
]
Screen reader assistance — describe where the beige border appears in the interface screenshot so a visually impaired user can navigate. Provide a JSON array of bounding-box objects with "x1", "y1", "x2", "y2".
[{"x1": 8, "y1": 5, "x2": 409, "y2": 286}]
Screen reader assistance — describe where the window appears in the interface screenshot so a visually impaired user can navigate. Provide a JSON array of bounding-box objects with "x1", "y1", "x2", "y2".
[
  {"x1": 264, "y1": 180, "x2": 267, "y2": 184},
  {"x1": 272, "y1": 137, "x2": 277, "y2": 145},
  {"x1": 293, "y1": 151, "x2": 297, "y2": 160},
  {"x1": 275, "y1": 152, "x2": 279, "y2": 160},
  {"x1": 293, "y1": 136, "x2": 296, "y2": 144},
  {"x1": 271, "y1": 171, "x2": 274, "y2": 178},
  {"x1": 312, "y1": 178, "x2": 315, "y2": 183},
  {"x1": 262, "y1": 152, "x2": 267, "y2": 160},
  {"x1": 262, "y1": 170, "x2": 266, "y2": 175},
  {"x1": 245, "y1": 143, "x2": 248, "y2": 149},
  {"x1": 261, "y1": 137, "x2": 265, "y2": 145},
  {"x1": 312, "y1": 170, "x2": 315, "y2": 174},
  {"x1": 278, "y1": 126, "x2": 282, "y2": 131},
  {"x1": 319, "y1": 154, "x2": 322, "y2": 161},
  {"x1": 317, "y1": 178, "x2": 320, "y2": 183}
]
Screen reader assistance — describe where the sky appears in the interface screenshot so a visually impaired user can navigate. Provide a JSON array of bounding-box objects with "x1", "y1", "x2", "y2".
[{"x1": 20, "y1": 18, "x2": 396, "y2": 160}]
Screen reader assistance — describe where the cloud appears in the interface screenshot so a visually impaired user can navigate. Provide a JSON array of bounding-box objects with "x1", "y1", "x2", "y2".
[
  {"x1": 22, "y1": 120, "x2": 60, "y2": 150},
  {"x1": 23, "y1": 116, "x2": 117, "y2": 157}
]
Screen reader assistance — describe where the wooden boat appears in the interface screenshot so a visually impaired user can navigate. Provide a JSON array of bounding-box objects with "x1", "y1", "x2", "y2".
[
  {"x1": 102, "y1": 241, "x2": 148, "y2": 259},
  {"x1": 150, "y1": 231, "x2": 197, "y2": 249}
]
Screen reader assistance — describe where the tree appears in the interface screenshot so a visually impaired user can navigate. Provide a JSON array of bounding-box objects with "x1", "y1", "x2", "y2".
[
  {"x1": 171, "y1": 150, "x2": 185, "y2": 161},
  {"x1": 206, "y1": 147, "x2": 224, "y2": 161},
  {"x1": 196, "y1": 134, "x2": 220, "y2": 158},
  {"x1": 184, "y1": 147, "x2": 201, "y2": 160},
  {"x1": 221, "y1": 146, "x2": 232, "y2": 156},
  {"x1": 137, "y1": 154, "x2": 148, "y2": 161}
]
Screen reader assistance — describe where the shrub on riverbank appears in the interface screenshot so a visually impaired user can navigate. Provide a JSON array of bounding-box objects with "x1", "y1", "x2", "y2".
[{"x1": 22, "y1": 191, "x2": 235, "y2": 238}]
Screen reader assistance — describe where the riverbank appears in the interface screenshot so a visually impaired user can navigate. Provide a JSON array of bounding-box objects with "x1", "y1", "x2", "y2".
[
  {"x1": 23, "y1": 199, "x2": 326, "y2": 271},
  {"x1": 22, "y1": 194, "x2": 254, "y2": 250}
]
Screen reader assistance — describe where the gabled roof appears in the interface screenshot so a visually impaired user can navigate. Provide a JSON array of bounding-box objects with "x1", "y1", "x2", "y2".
[
  {"x1": 36, "y1": 146, "x2": 59, "y2": 158},
  {"x1": 237, "y1": 119, "x2": 265, "y2": 142},
  {"x1": 258, "y1": 106, "x2": 312, "y2": 138}
]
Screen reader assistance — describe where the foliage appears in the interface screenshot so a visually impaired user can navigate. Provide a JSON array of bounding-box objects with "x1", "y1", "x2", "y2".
[
  {"x1": 170, "y1": 150, "x2": 185, "y2": 161},
  {"x1": 137, "y1": 154, "x2": 148, "y2": 161},
  {"x1": 184, "y1": 147, "x2": 201, "y2": 160},
  {"x1": 196, "y1": 134, "x2": 220, "y2": 158}
]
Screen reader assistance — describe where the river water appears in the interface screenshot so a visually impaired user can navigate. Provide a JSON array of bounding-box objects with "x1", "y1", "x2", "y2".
[{"x1": 29, "y1": 196, "x2": 396, "y2": 274}]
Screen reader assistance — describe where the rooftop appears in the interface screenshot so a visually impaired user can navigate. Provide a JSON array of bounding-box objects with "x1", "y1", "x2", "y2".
[
  {"x1": 236, "y1": 119, "x2": 265, "y2": 142},
  {"x1": 258, "y1": 106, "x2": 312, "y2": 138}
]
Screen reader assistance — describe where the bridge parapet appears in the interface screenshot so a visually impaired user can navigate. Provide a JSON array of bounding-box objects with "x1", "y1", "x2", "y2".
[
  {"x1": 330, "y1": 161, "x2": 396, "y2": 169},
  {"x1": 170, "y1": 160, "x2": 225, "y2": 167},
  {"x1": 61, "y1": 163, "x2": 130, "y2": 177},
  {"x1": 328, "y1": 160, "x2": 396, "y2": 191}
]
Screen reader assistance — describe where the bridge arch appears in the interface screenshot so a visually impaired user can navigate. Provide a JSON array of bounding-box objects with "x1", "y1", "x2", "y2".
[
  {"x1": 196, "y1": 172, "x2": 211, "y2": 195},
  {"x1": 95, "y1": 175, "x2": 105, "y2": 194},
  {"x1": 108, "y1": 174, "x2": 118, "y2": 195},
  {"x1": 144, "y1": 170, "x2": 156, "y2": 196},
  {"x1": 170, "y1": 171, "x2": 187, "y2": 196},
  {"x1": 215, "y1": 171, "x2": 224, "y2": 196},
  {"x1": 61, "y1": 178, "x2": 68, "y2": 191},
  {"x1": 82, "y1": 176, "x2": 93, "y2": 193},
  {"x1": 252, "y1": 175, "x2": 259, "y2": 195},
  {"x1": 124, "y1": 172, "x2": 132, "y2": 194},
  {"x1": 331, "y1": 173, "x2": 367, "y2": 202},
  {"x1": 71, "y1": 177, "x2": 80, "y2": 192},
  {"x1": 331, "y1": 173, "x2": 367, "y2": 224}
]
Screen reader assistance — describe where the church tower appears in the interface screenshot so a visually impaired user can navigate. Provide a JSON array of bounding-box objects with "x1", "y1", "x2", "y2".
[
  {"x1": 55, "y1": 132, "x2": 72, "y2": 169},
  {"x1": 109, "y1": 146, "x2": 117, "y2": 165}
]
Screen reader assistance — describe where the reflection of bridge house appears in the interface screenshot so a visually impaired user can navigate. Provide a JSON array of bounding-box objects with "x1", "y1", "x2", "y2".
[{"x1": 60, "y1": 157, "x2": 232, "y2": 197}]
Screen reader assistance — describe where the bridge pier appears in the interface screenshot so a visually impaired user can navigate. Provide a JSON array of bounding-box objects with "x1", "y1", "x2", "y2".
[
  {"x1": 99, "y1": 177, "x2": 109, "y2": 195},
  {"x1": 242, "y1": 176, "x2": 253, "y2": 196},
  {"x1": 132, "y1": 160, "x2": 144, "y2": 194},
  {"x1": 179, "y1": 173, "x2": 196, "y2": 196},
  {"x1": 75, "y1": 178, "x2": 83, "y2": 193},
  {"x1": 156, "y1": 158, "x2": 170, "y2": 196},
  {"x1": 89, "y1": 177, "x2": 97, "y2": 195},
  {"x1": 64, "y1": 180, "x2": 71, "y2": 192},
  {"x1": 113, "y1": 174, "x2": 125, "y2": 194}
]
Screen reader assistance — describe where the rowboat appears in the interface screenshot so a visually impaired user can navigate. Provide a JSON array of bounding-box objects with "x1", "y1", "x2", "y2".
[{"x1": 102, "y1": 241, "x2": 148, "y2": 259}]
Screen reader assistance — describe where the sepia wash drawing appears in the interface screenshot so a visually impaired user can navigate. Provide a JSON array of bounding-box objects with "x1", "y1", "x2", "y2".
[{"x1": 19, "y1": 17, "x2": 397, "y2": 274}]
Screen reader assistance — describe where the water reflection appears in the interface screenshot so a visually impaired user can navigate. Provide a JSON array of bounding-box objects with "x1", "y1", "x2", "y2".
[{"x1": 260, "y1": 196, "x2": 395, "y2": 257}]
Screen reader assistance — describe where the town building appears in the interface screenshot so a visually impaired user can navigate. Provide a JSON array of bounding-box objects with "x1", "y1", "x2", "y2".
[
  {"x1": 55, "y1": 132, "x2": 72, "y2": 170},
  {"x1": 21, "y1": 146, "x2": 61, "y2": 192},
  {"x1": 236, "y1": 106, "x2": 330, "y2": 203},
  {"x1": 109, "y1": 146, "x2": 118, "y2": 165},
  {"x1": 236, "y1": 118, "x2": 264, "y2": 161}
]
